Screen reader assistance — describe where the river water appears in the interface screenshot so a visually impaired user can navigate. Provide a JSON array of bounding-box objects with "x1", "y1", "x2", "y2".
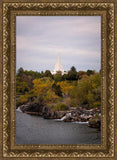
[{"x1": 16, "y1": 110, "x2": 101, "y2": 144}]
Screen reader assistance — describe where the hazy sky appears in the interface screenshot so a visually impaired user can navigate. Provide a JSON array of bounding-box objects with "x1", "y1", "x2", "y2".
[{"x1": 16, "y1": 16, "x2": 101, "y2": 72}]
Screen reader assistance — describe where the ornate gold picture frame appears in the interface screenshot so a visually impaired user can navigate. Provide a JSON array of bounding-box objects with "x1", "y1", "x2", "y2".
[{"x1": 0, "y1": 0, "x2": 117, "y2": 159}]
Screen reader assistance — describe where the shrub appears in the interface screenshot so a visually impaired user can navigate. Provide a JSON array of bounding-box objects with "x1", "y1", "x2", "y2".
[
  {"x1": 70, "y1": 99, "x2": 77, "y2": 107},
  {"x1": 16, "y1": 94, "x2": 29, "y2": 106},
  {"x1": 60, "y1": 104, "x2": 68, "y2": 110},
  {"x1": 92, "y1": 101, "x2": 101, "y2": 108},
  {"x1": 43, "y1": 89, "x2": 58, "y2": 103},
  {"x1": 53, "y1": 103, "x2": 68, "y2": 111},
  {"x1": 87, "y1": 92, "x2": 95, "y2": 108}
]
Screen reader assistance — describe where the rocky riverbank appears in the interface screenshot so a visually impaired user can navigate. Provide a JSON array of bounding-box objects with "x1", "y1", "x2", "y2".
[{"x1": 18, "y1": 102, "x2": 101, "y2": 130}]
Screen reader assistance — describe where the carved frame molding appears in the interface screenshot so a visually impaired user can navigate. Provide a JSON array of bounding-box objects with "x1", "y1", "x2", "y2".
[{"x1": 1, "y1": 1, "x2": 115, "y2": 159}]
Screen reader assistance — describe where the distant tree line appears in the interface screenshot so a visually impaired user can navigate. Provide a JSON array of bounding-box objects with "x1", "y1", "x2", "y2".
[
  {"x1": 16, "y1": 67, "x2": 101, "y2": 109},
  {"x1": 16, "y1": 66, "x2": 97, "y2": 94}
]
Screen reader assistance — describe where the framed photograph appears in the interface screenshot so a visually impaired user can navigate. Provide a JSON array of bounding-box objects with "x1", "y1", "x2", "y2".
[
  {"x1": 0, "y1": 0, "x2": 117, "y2": 159},
  {"x1": 16, "y1": 15, "x2": 102, "y2": 145}
]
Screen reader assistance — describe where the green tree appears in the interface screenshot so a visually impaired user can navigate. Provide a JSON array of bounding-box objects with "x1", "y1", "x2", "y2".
[
  {"x1": 62, "y1": 73, "x2": 68, "y2": 80},
  {"x1": 52, "y1": 83, "x2": 62, "y2": 97},
  {"x1": 44, "y1": 70, "x2": 53, "y2": 78},
  {"x1": 71, "y1": 73, "x2": 101, "y2": 108},
  {"x1": 16, "y1": 67, "x2": 24, "y2": 76},
  {"x1": 71, "y1": 66, "x2": 77, "y2": 73},
  {"x1": 77, "y1": 71, "x2": 87, "y2": 80},
  {"x1": 40, "y1": 71, "x2": 44, "y2": 77},
  {"x1": 67, "y1": 70, "x2": 77, "y2": 80},
  {"x1": 87, "y1": 70, "x2": 95, "y2": 76},
  {"x1": 54, "y1": 74, "x2": 63, "y2": 82},
  {"x1": 16, "y1": 80, "x2": 29, "y2": 94}
]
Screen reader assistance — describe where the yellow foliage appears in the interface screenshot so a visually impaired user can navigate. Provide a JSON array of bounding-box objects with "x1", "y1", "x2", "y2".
[
  {"x1": 43, "y1": 89, "x2": 58, "y2": 103},
  {"x1": 32, "y1": 78, "x2": 58, "y2": 103},
  {"x1": 17, "y1": 94, "x2": 29, "y2": 105},
  {"x1": 57, "y1": 81, "x2": 73, "y2": 94},
  {"x1": 33, "y1": 78, "x2": 54, "y2": 96},
  {"x1": 92, "y1": 83, "x2": 97, "y2": 88},
  {"x1": 53, "y1": 102, "x2": 68, "y2": 111}
]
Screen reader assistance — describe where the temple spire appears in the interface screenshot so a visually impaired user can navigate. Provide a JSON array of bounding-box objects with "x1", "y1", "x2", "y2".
[
  {"x1": 57, "y1": 53, "x2": 61, "y2": 65},
  {"x1": 53, "y1": 53, "x2": 64, "y2": 75}
]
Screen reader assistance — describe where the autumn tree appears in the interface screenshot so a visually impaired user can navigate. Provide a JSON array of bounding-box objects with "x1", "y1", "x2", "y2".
[
  {"x1": 57, "y1": 81, "x2": 73, "y2": 95},
  {"x1": 33, "y1": 77, "x2": 58, "y2": 103},
  {"x1": 71, "y1": 73, "x2": 101, "y2": 108}
]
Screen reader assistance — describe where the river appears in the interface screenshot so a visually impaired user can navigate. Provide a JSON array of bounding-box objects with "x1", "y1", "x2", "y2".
[{"x1": 16, "y1": 110, "x2": 101, "y2": 144}]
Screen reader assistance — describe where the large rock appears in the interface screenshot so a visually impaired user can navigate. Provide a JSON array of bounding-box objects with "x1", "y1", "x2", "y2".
[
  {"x1": 88, "y1": 117, "x2": 101, "y2": 130},
  {"x1": 80, "y1": 115, "x2": 93, "y2": 122},
  {"x1": 20, "y1": 103, "x2": 43, "y2": 114},
  {"x1": 43, "y1": 111, "x2": 66, "y2": 119},
  {"x1": 55, "y1": 111, "x2": 66, "y2": 119},
  {"x1": 19, "y1": 103, "x2": 67, "y2": 119}
]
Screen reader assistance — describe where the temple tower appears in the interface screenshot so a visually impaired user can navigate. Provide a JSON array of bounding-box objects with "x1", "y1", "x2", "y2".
[{"x1": 53, "y1": 53, "x2": 64, "y2": 75}]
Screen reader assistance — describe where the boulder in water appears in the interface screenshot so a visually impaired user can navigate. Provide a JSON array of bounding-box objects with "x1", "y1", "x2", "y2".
[{"x1": 88, "y1": 117, "x2": 101, "y2": 130}]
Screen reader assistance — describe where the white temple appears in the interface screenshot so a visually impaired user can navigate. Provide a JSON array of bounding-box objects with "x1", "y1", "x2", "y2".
[{"x1": 52, "y1": 53, "x2": 64, "y2": 75}]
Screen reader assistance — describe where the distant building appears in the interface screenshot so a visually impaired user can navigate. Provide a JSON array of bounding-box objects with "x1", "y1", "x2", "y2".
[{"x1": 52, "y1": 53, "x2": 67, "y2": 75}]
